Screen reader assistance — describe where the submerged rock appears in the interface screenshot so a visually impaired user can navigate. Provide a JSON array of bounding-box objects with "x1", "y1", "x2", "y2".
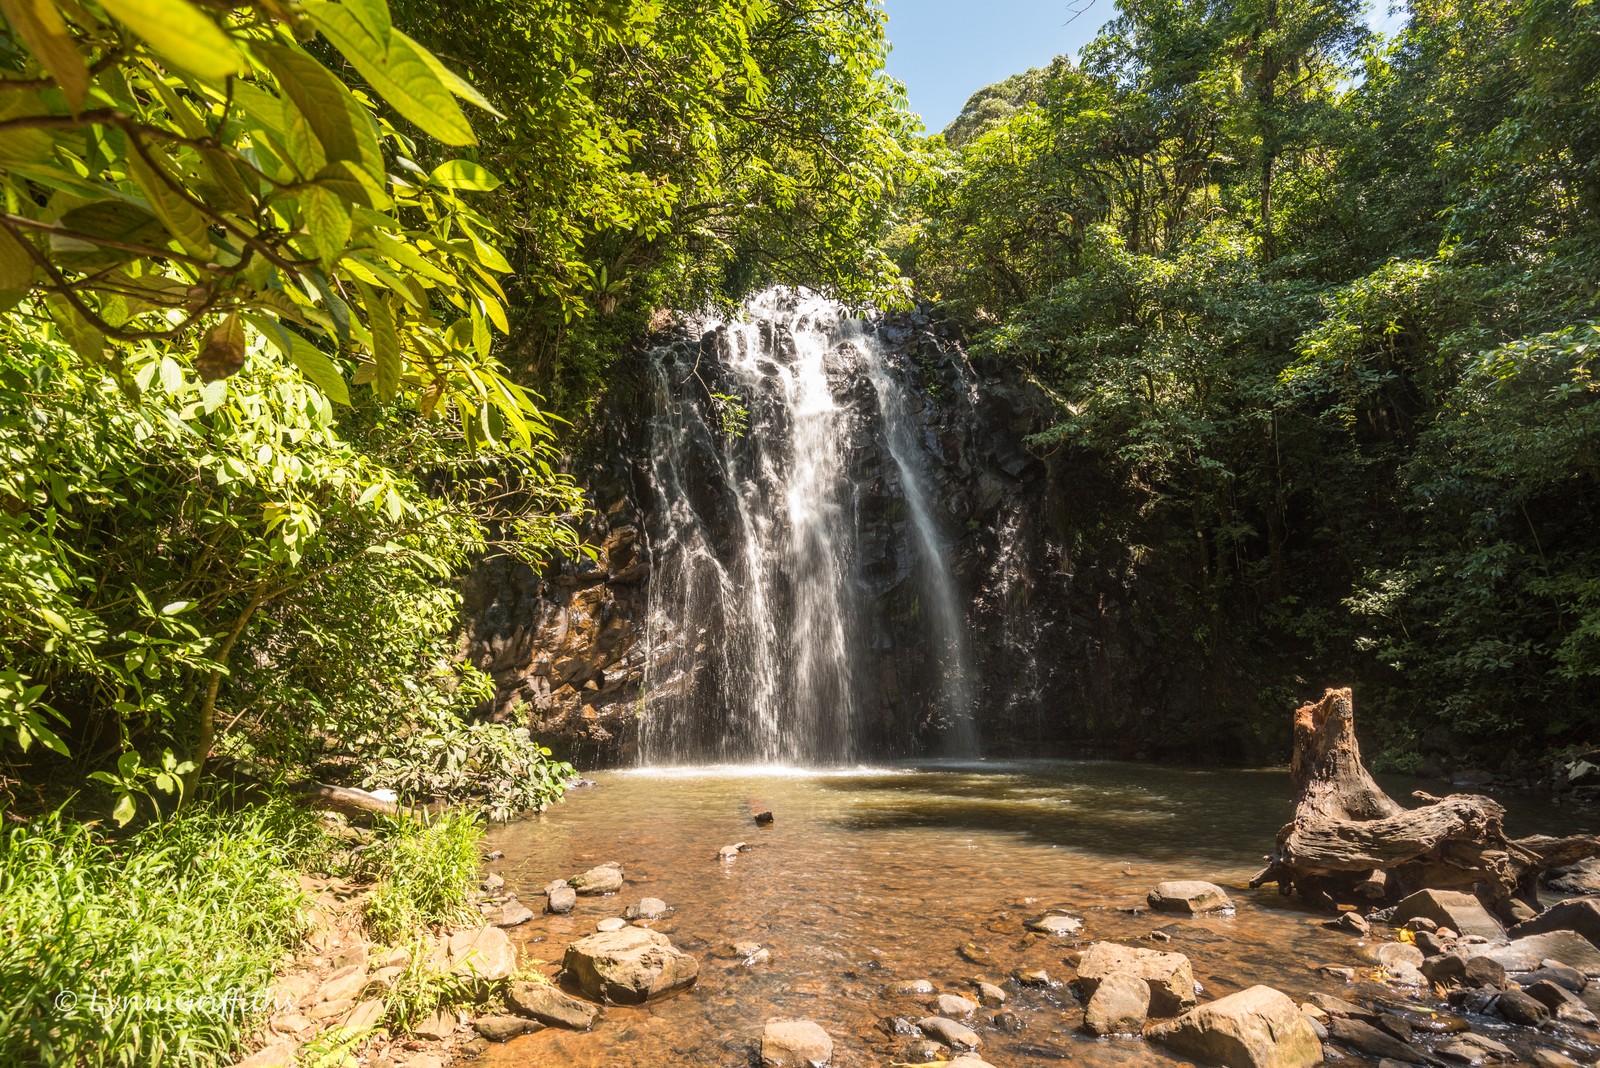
[
  {"x1": 547, "y1": 885, "x2": 578, "y2": 914},
  {"x1": 1076, "y1": 941, "x2": 1197, "y2": 1017},
  {"x1": 760, "y1": 1018, "x2": 833, "y2": 1068},
  {"x1": 929, "y1": 993, "x2": 977, "y2": 1018},
  {"x1": 473, "y1": 1014, "x2": 539, "y2": 1042},
  {"x1": 1024, "y1": 912, "x2": 1084, "y2": 936},
  {"x1": 596, "y1": 917, "x2": 628, "y2": 933},
  {"x1": 893, "y1": 979, "x2": 935, "y2": 996},
  {"x1": 622, "y1": 897, "x2": 670, "y2": 921},
  {"x1": 1471, "y1": 931, "x2": 1600, "y2": 976},
  {"x1": 1148, "y1": 880, "x2": 1234, "y2": 915},
  {"x1": 1147, "y1": 986, "x2": 1323, "y2": 1068},
  {"x1": 563, "y1": 927, "x2": 699, "y2": 1004}
]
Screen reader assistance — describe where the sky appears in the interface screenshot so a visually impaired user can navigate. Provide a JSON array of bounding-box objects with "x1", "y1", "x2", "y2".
[{"x1": 881, "y1": 0, "x2": 1411, "y2": 135}]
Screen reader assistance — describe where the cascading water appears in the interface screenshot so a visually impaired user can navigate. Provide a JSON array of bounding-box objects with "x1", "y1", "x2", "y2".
[{"x1": 638, "y1": 289, "x2": 974, "y2": 764}]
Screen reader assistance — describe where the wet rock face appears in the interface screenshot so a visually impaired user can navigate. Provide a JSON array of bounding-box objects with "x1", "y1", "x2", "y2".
[{"x1": 460, "y1": 302, "x2": 1230, "y2": 766}]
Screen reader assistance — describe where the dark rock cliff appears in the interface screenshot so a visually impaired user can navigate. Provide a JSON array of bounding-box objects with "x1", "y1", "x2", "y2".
[{"x1": 460, "y1": 307, "x2": 1234, "y2": 767}]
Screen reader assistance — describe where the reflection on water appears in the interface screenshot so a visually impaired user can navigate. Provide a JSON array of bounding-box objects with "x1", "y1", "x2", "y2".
[{"x1": 473, "y1": 761, "x2": 1595, "y2": 1068}]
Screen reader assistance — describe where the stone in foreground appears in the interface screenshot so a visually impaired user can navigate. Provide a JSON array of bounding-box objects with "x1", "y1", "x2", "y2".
[
  {"x1": 760, "y1": 1018, "x2": 833, "y2": 1068},
  {"x1": 1149, "y1": 880, "x2": 1235, "y2": 914},
  {"x1": 1077, "y1": 941, "x2": 1198, "y2": 1016},
  {"x1": 505, "y1": 979, "x2": 599, "y2": 1030},
  {"x1": 563, "y1": 927, "x2": 699, "y2": 1004},
  {"x1": 1510, "y1": 896, "x2": 1600, "y2": 949},
  {"x1": 1147, "y1": 985, "x2": 1324, "y2": 1068},
  {"x1": 1084, "y1": 970, "x2": 1151, "y2": 1035},
  {"x1": 1391, "y1": 889, "x2": 1505, "y2": 943}
]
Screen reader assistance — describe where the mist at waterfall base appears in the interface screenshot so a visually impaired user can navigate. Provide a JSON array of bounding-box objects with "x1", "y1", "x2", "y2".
[{"x1": 639, "y1": 289, "x2": 979, "y2": 766}]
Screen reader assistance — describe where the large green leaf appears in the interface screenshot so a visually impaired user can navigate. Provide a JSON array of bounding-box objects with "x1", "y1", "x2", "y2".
[
  {"x1": 303, "y1": 1, "x2": 476, "y2": 146},
  {"x1": 0, "y1": 0, "x2": 89, "y2": 109},
  {"x1": 98, "y1": 0, "x2": 244, "y2": 80},
  {"x1": 256, "y1": 43, "x2": 385, "y2": 189},
  {"x1": 245, "y1": 314, "x2": 352, "y2": 405}
]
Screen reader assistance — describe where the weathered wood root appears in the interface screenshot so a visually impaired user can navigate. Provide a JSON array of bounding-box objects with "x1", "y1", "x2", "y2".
[
  {"x1": 289, "y1": 782, "x2": 402, "y2": 820},
  {"x1": 1250, "y1": 687, "x2": 1600, "y2": 912}
]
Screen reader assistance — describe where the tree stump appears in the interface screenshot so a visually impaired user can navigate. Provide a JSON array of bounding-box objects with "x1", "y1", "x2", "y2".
[{"x1": 1251, "y1": 688, "x2": 1600, "y2": 914}]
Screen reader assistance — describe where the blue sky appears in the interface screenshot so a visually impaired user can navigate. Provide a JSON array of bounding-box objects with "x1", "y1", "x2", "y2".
[{"x1": 881, "y1": 1, "x2": 1411, "y2": 135}]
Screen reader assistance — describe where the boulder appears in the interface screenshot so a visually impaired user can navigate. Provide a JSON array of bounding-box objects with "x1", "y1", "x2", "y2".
[
  {"x1": 505, "y1": 979, "x2": 599, "y2": 1030},
  {"x1": 1077, "y1": 941, "x2": 1197, "y2": 1016},
  {"x1": 760, "y1": 1018, "x2": 833, "y2": 1068},
  {"x1": 1435, "y1": 1032, "x2": 1516, "y2": 1063},
  {"x1": 596, "y1": 917, "x2": 628, "y2": 933},
  {"x1": 1149, "y1": 880, "x2": 1235, "y2": 914},
  {"x1": 1391, "y1": 890, "x2": 1505, "y2": 943},
  {"x1": 569, "y1": 863, "x2": 624, "y2": 896},
  {"x1": 446, "y1": 926, "x2": 517, "y2": 982},
  {"x1": 1510, "y1": 897, "x2": 1600, "y2": 948},
  {"x1": 562, "y1": 927, "x2": 699, "y2": 1004},
  {"x1": 1324, "y1": 1018, "x2": 1424, "y2": 1064},
  {"x1": 1523, "y1": 979, "x2": 1598, "y2": 1025},
  {"x1": 975, "y1": 982, "x2": 1006, "y2": 1006},
  {"x1": 1083, "y1": 971, "x2": 1150, "y2": 1036},
  {"x1": 1147, "y1": 986, "x2": 1324, "y2": 1068},
  {"x1": 1376, "y1": 942, "x2": 1424, "y2": 971},
  {"x1": 1490, "y1": 988, "x2": 1549, "y2": 1026},
  {"x1": 918, "y1": 1015, "x2": 981, "y2": 1049},
  {"x1": 1547, "y1": 858, "x2": 1600, "y2": 895},
  {"x1": 494, "y1": 898, "x2": 535, "y2": 928}
]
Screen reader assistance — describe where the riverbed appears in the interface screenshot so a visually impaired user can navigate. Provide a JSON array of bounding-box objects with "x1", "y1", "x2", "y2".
[{"x1": 474, "y1": 760, "x2": 1597, "y2": 1067}]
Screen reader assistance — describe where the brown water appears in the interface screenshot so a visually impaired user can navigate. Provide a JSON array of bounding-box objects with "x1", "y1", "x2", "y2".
[{"x1": 474, "y1": 760, "x2": 1598, "y2": 1067}]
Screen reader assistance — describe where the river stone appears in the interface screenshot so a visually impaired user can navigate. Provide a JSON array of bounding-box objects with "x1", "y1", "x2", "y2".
[
  {"x1": 596, "y1": 917, "x2": 628, "y2": 932},
  {"x1": 447, "y1": 926, "x2": 516, "y2": 982},
  {"x1": 623, "y1": 897, "x2": 670, "y2": 921},
  {"x1": 1147, "y1": 986, "x2": 1323, "y2": 1068},
  {"x1": 505, "y1": 979, "x2": 599, "y2": 1030},
  {"x1": 1391, "y1": 889, "x2": 1506, "y2": 943},
  {"x1": 975, "y1": 981, "x2": 1006, "y2": 1006},
  {"x1": 1530, "y1": 1051, "x2": 1581, "y2": 1068},
  {"x1": 1471, "y1": 931, "x2": 1600, "y2": 976},
  {"x1": 1436, "y1": 1032, "x2": 1516, "y2": 1063},
  {"x1": 1326, "y1": 1017, "x2": 1424, "y2": 1063},
  {"x1": 494, "y1": 897, "x2": 535, "y2": 928},
  {"x1": 482, "y1": 873, "x2": 505, "y2": 891},
  {"x1": 1524, "y1": 978, "x2": 1599, "y2": 1024},
  {"x1": 894, "y1": 979, "x2": 935, "y2": 996},
  {"x1": 229, "y1": 1042, "x2": 299, "y2": 1068},
  {"x1": 1376, "y1": 941, "x2": 1425, "y2": 970},
  {"x1": 1025, "y1": 913, "x2": 1084, "y2": 935},
  {"x1": 1083, "y1": 971, "x2": 1150, "y2": 1036},
  {"x1": 569, "y1": 863, "x2": 624, "y2": 896},
  {"x1": 474, "y1": 1013, "x2": 539, "y2": 1042},
  {"x1": 317, "y1": 964, "x2": 368, "y2": 1004},
  {"x1": 547, "y1": 885, "x2": 577, "y2": 914},
  {"x1": 1077, "y1": 941, "x2": 1197, "y2": 1017},
  {"x1": 1148, "y1": 880, "x2": 1235, "y2": 915},
  {"x1": 1492, "y1": 987, "x2": 1550, "y2": 1026},
  {"x1": 1511, "y1": 896, "x2": 1600, "y2": 948},
  {"x1": 760, "y1": 1018, "x2": 833, "y2": 1068},
  {"x1": 918, "y1": 1015, "x2": 981, "y2": 1050},
  {"x1": 562, "y1": 927, "x2": 699, "y2": 1004},
  {"x1": 930, "y1": 994, "x2": 977, "y2": 1018}
]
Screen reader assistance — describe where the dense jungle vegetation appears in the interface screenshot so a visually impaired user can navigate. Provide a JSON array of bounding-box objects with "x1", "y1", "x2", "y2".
[
  {"x1": 0, "y1": 0, "x2": 1597, "y2": 1059},
  {"x1": 899, "y1": 0, "x2": 1600, "y2": 772}
]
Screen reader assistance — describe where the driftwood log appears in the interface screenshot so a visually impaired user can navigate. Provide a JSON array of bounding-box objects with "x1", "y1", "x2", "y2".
[{"x1": 1251, "y1": 688, "x2": 1600, "y2": 914}]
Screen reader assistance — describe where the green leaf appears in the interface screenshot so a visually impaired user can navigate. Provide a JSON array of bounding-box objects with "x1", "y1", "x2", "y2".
[
  {"x1": 357, "y1": 279, "x2": 402, "y2": 399},
  {"x1": 257, "y1": 43, "x2": 385, "y2": 189},
  {"x1": 98, "y1": 0, "x2": 244, "y2": 80},
  {"x1": 111, "y1": 792, "x2": 137, "y2": 827},
  {"x1": 246, "y1": 314, "x2": 351, "y2": 405},
  {"x1": 124, "y1": 150, "x2": 216, "y2": 259},
  {"x1": 0, "y1": 0, "x2": 90, "y2": 109},
  {"x1": 300, "y1": 185, "x2": 353, "y2": 270},
  {"x1": 304, "y1": 2, "x2": 476, "y2": 146},
  {"x1": 430, "y1": 160, "x2": 502, "y2": 192},
  {"x1": 160, "y1": 601, "x2": 192, "y2": 615}
]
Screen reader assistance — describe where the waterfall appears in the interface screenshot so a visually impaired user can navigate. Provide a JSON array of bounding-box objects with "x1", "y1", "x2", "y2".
[{"x1": 638, "y1": 289, "x2": 975, "y2": 764}]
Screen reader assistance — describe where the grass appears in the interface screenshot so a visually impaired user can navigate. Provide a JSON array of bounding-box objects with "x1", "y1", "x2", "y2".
[
  {"x1": 0, "y1": 799, "x2": 491, "y2": 1067},
  {"x1": 357, "y1": 810, "x2": 482, "y2": 945},
  {"x1": 0, "y1": 799, "x2": 331, "y2": 1068}
]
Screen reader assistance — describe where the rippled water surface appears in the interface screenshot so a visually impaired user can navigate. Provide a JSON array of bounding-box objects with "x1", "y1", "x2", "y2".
[{"x1": 473, "y1": 760, "x2": 1594, "y2": 1067}]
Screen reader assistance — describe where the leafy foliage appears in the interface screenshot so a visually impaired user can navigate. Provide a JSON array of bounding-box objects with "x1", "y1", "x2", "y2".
[{"x1": 902, "y1": 0, "x2": 1600, "y2": 765}]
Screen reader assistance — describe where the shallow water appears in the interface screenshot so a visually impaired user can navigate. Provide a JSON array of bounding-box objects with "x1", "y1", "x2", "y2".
[{"x1": 474, "y1": 761, "x2": 1598, "y2": 1067}]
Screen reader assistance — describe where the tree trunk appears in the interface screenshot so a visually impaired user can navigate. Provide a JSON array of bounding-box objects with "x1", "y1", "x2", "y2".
[{"x1": 1252, "y1": 688, "x2": 1600, "y2": 914}]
